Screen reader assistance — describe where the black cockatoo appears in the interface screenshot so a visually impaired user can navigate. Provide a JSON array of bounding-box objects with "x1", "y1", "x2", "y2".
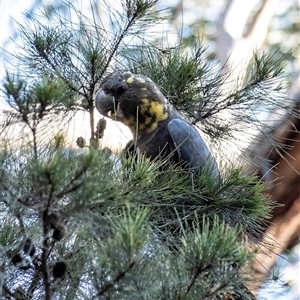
[{"x1": 95, "y1": 71, "x2": 219, "y2": 178}]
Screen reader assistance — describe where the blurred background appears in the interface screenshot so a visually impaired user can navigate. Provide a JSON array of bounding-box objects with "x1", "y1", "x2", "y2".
[{"x1": 1, "y1": 0, "x2": 299, "y2": 299}]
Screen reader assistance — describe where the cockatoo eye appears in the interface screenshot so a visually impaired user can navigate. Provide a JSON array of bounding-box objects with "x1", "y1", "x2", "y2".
[{"x1": 117, "y1": 85, "x2": 127, "y2": 95}]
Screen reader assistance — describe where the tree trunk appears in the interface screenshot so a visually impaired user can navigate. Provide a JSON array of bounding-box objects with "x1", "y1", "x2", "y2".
[{"x1": 247, "y1": 97, "x2": 300, "y2": 294}]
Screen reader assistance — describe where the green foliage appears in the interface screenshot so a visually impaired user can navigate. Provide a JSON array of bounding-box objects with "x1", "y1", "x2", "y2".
[
  {"x1": 124, "y1": 43, "x2": 208, "y2": 109},
  {"x1": 0, "y1": 139, "x2": 267, "y2": 299},
  {"x1": 177, "y1": 217, "x2": 253, "y2": 299},
  {"x1": 3, "y1": 73, "x2": 75, "y2": 115},
  {"x1": 124, "y1": 43, "x2": 292, "y2": 140},
  {"x1": 0, "y1": 0, "x2": 289, "y2": 299}
]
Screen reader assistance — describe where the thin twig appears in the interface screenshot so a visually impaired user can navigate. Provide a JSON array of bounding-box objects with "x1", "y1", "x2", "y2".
[
  {"x1": 94, "y1": 261, "x2": 136, "y2": 298},
  {"x1": 42, "y1": 210, "x2": 51, "y2": 300}
]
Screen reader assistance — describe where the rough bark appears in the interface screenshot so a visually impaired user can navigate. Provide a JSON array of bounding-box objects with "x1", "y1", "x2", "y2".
[{"x1": 247, "y1": 98, "x2": 300, "y2": 294}]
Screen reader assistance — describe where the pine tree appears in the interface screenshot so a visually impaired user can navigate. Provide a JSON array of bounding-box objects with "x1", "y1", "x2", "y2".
[{"x1": 0, "y1": 1, "x2": 292, "y2": 299}]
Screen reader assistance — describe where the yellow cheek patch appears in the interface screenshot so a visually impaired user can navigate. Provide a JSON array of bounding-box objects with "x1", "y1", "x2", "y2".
[
  {"x1": 139, "y1": 118, "x2": 158, "y2": 131},
  {"x1": 136, "y1": 77, "x2": 146, "y2": 84},
  {"x1": 149, "y1": 102, "x2": 168, "y2": 122},
  {"x1": 141, "y1": 98, "x2": 150, "y2": 105},
  {"x1": 125, "y1": 76, "x2": 135, "y2": 84},
  {"x1": 123, "y1": 115, "x2": 135, "y2": 127},
  {"x1": 139, "y1": 117, "x2": 152, "y2": 130},
  {"x1": 149, "y1": 122, "x2": 158, "y2": 131},
  {"x1": 140, "y1": 98, "x2": 150, "y2": 113}
]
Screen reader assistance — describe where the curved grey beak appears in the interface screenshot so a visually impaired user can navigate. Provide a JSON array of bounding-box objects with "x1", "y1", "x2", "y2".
[
  {"x1": 95, "y1": 89, "x2": 114, "y2": 117},
  {"x1": 95, "y1": 89, "x2": 125, "y2": 121}
]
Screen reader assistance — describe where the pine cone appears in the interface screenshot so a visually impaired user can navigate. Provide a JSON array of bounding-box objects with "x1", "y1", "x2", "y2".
[
  {"x1": 52, "y1": 224, "x2": 67, "y2": 241},
  {"x1": 96, "y1": 118, "x2": 107, "y2": 139},
  {"x1": 53, "y1": 261, "x2": 67, "y2": 279},
  {"x1": 11, "y1": 254, "x2": 30, "y2": 270},
  {"x1": 76, "y1": 137, "x2": 86, "y2": 148},
  {"x1": 11, "y1": 254, "x2": 23, "y2": 265}
]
